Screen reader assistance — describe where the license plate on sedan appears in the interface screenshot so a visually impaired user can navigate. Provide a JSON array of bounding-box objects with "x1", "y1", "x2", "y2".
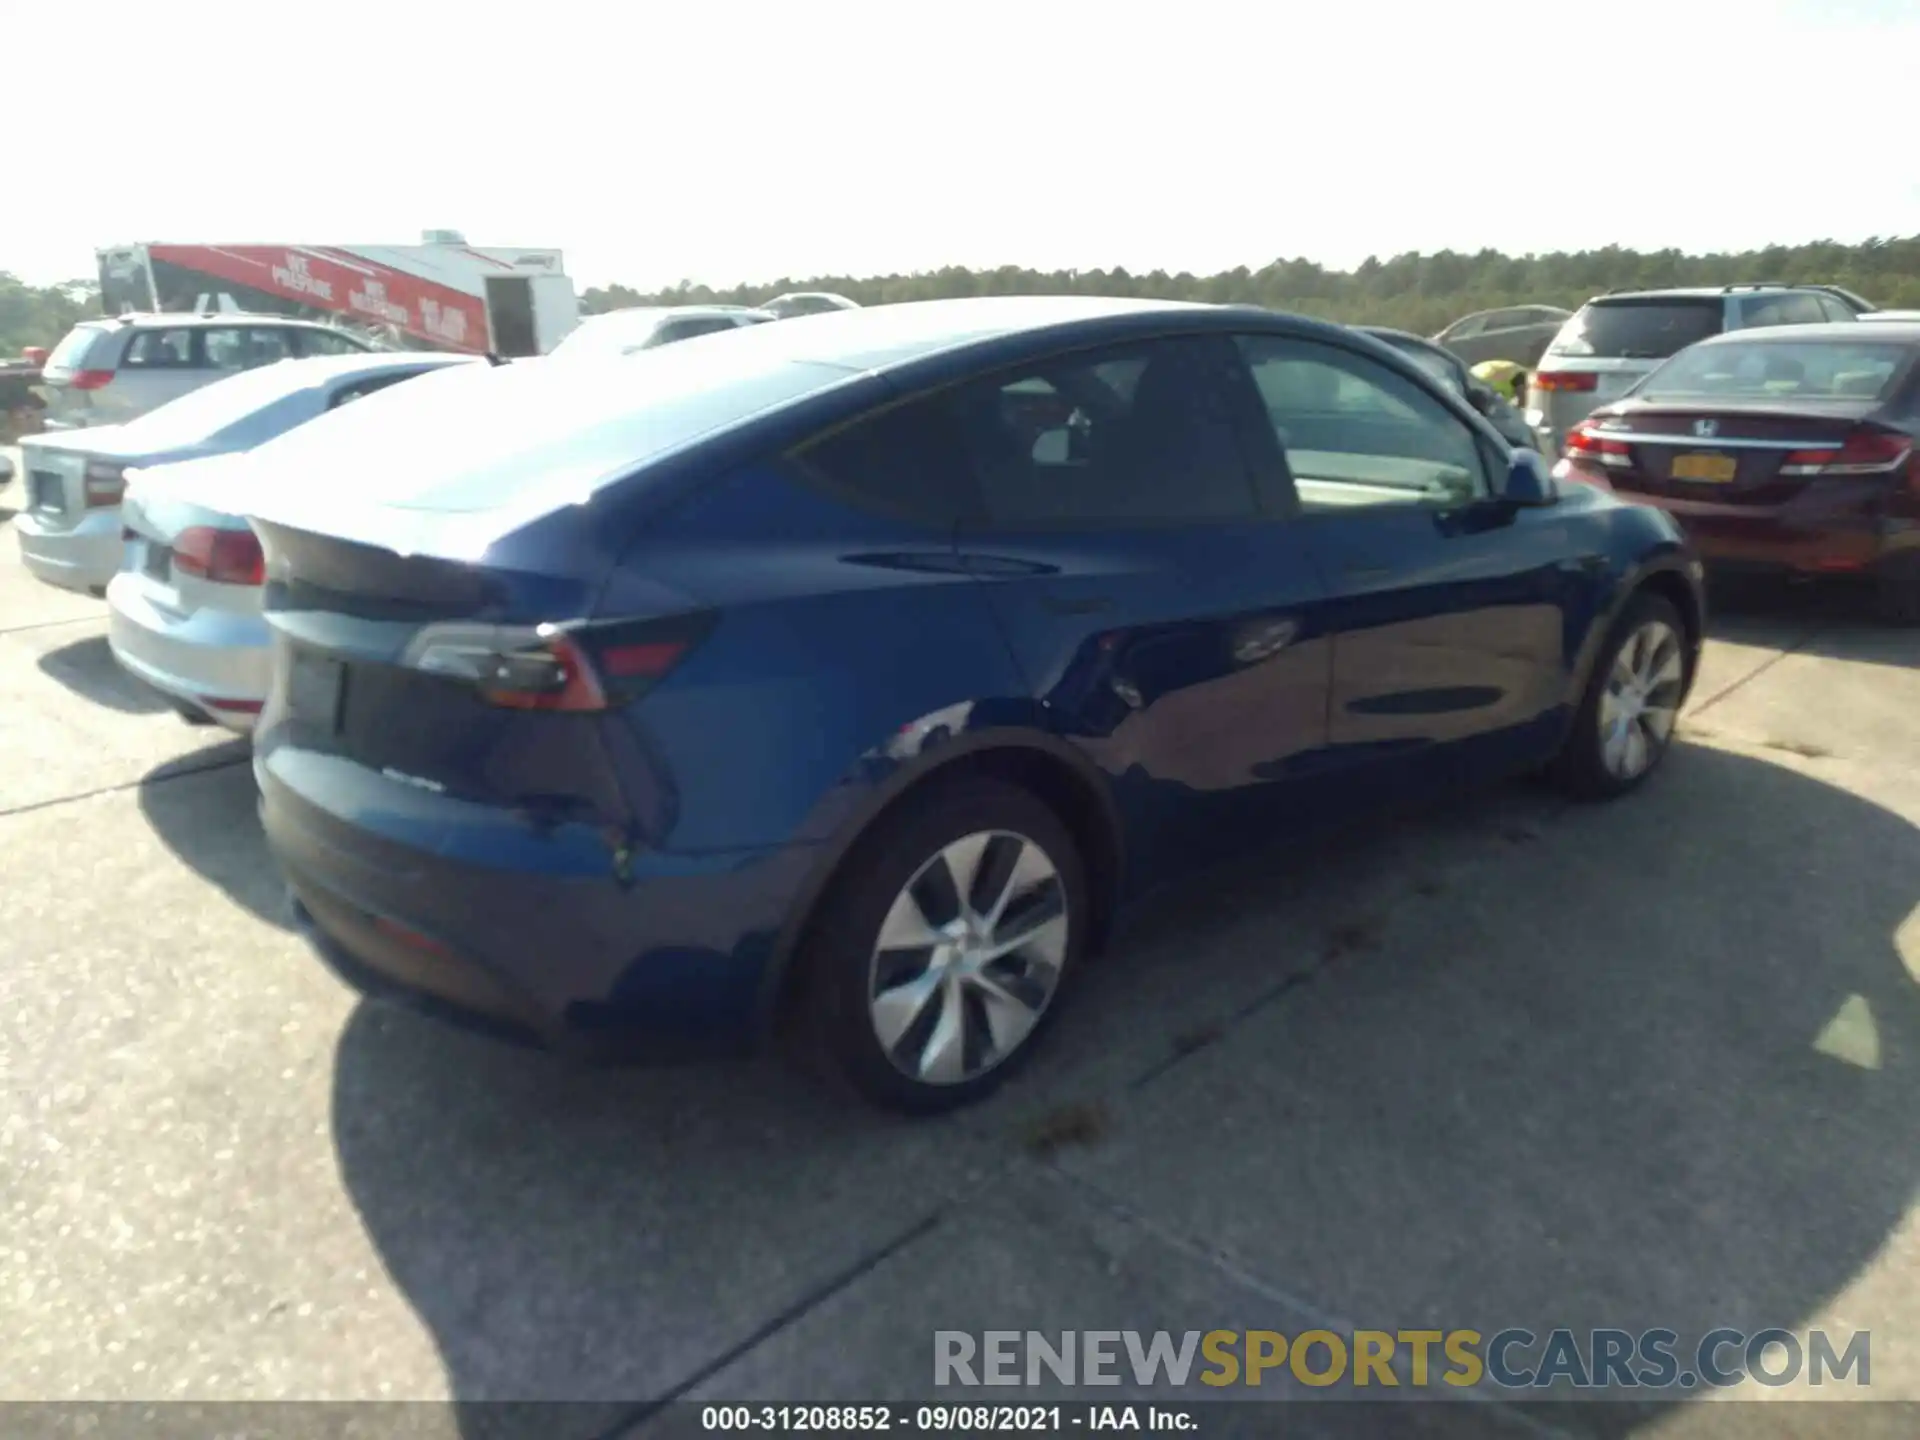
[
  {"x1": 288, "y1": 651, "x2": 345, "y2": 733},
  {"x1": 1671, "y1": 452, "x2": 1737, "y2": 483}
]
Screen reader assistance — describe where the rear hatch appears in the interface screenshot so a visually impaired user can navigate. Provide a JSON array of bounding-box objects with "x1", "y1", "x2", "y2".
[
  {"x1": 1532, "y1": 297, "x2": 1726, "y2": 445},
  {"x1": 36, "y1": 323, "x2": 121, "y2": 430},
  {"x1": 1577, "y1": 400, "x2": 1908, "y2": 509},
  {"x1": 245, "y1": 337, "x2": 859, "y2": 825}
]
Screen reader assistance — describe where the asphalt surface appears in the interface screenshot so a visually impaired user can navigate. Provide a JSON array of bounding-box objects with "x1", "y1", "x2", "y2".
[{"x1": 3, "y1": 457, "x2": 1917, "y2": 1436}]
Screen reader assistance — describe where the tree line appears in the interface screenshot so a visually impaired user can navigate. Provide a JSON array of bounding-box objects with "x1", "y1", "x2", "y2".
[
  {"x1": 6, "y1": 235, "x2": 1919, "y2": 355},
  {"x1": 580, "y1": 235, "x2": 1920, "y2": 332},
  {"x1": 0, "y1": 274, "x2": 96, "y2": 358}
]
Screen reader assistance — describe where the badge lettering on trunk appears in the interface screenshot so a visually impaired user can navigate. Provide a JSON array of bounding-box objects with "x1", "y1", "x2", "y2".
[{"x1": 1694, "y1": 419, "x2": 1719, "y2": 438}]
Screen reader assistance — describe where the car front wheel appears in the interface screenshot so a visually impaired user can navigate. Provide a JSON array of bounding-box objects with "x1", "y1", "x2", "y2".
[
  {"x1": 1553, "y1": 593, "x2": 1690, "y2": 801},
  {"x1": 800, "y1": 777, "x2": 1087, "y2": 1113}
]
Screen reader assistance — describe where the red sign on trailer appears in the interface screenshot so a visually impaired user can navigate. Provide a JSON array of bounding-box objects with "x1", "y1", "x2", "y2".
[
  {"x1": 146, "y1": 245, "x2": 492, "y2": 352},
  {"x1": 96, "y1": 238, "x2": 581, "y2": 357}
]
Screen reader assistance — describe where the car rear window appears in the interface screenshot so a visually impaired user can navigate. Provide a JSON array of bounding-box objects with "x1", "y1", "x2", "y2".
[
  {"x1": 120, "y1": 363, "x2": 321, "y2": 449},
  {"x1": 44, "y1": 325, "x2": 112, "y2": 371},
  {"x1": 1638, "y1": 339, "x2": 1913, "y2": 403},
  {"x1": 1548, "y1": 299, "x2": 1723, "y2": 360},
  {"x1": 1375, "y1": 337, "x2": 1463, "y2": 394}
]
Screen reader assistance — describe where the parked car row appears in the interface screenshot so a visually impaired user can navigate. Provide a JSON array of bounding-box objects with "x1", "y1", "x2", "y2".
[
  {"x1": 1525, "y1": 283, "x2": 1878, "y2": 456},
  {"x1": 1552, "y1": 321, "x2": 1920, "y2": 624},
  {"x1": 14, "y1": 296, "x2": 1714, "y2": 1114}
]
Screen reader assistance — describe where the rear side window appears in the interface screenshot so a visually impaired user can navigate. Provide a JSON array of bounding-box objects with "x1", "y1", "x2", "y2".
[
  {"x1": 121, "y1": 328, "x2": 196, "y2": 368},
  {"x1": 299, "y1": 328, "x2": 370, "y2": 357},
  {"x1": 791, "y1": 394, "x2": 979, "y2": 527},
  {"x1": 946, "y1": 336, "x2": 1260, "y2": 527},
  {"x1": 791, "y1": 337, "x2": 1260, "y2": 530},
  {"x1": 204, "y1": 326, "x2": 296, "y2": 371},
  {"x1": 1549, "y1": 300, "x2": 1722, "y2": 360},
  {"x1": 46, "y1": 325, "x2": 112, "y2": 370}
]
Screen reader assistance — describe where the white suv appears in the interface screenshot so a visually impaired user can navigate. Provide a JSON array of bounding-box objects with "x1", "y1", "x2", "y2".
[
  {"x1": 36, "y1": 313, "x2": 372, "y2": 433},
  {"x1": 1527, "y1": 284, "x2": 1859, "y2": 456}
]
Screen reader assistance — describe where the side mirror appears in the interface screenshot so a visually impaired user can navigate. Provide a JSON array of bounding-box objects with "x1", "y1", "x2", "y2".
[
  {"x1": 0, "y1": 452, "x2": 14, "y2": 486},
  {"x1": 1502, "y1": 448, "x2": 1559, "y2": 507}
]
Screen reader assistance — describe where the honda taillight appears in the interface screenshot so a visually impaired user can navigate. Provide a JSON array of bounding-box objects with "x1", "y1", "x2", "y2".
[
  {"x1": 1535, "y1": 372, "x2": 1598, "y2": 393},
  {"x1": 1564, "y1": 422, "x2": 1632, "y2": 469},
  {"x1": 174, "y1": 526, "x2": 266, "y2": 586},
  {"x1": 68, "y1": 369, "x2": 115, "y2": 391},
  {"x1": 84, "y1": 460, "x2": 127, "y2": 506},
  {"x1": 1779, "y1": 426, "x2": 1914, "y2": 478},
  {"x1": 1551, "y1": 455, "x2": 1613, "y2": 491},
  {"x1": 400, "y1": 613, "x2": 716, "y2": 713}
]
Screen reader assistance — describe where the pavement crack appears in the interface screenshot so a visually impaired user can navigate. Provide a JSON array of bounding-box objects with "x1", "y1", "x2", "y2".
[
  {"x1": 1038, "y1": 1166, "x2": 1580, "y2": 1438},
  {"x1": 0, "y1": 751, "x2": 250, "y2": 819},
  {"x1": 601, "y1": 1205, "x2": 950, "y2": 1435},
  {"x1": 0, "y1": 614, "x2": 104, "y2": 637},
  {"x1": 1128, "y1": 930, "x2": 1364, "y2": 1092},
  {"x1": 1687, "y1": 621, "x2": 1828, "y2": 719}
]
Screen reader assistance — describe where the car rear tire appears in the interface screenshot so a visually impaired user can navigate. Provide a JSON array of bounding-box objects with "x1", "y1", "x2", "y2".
[
  {"x1": 796, "y1": 777, "x2": 1088, "y2": 1114},
  {"x1": 1552, "y1": 592, "x2": 1691, "y2": 802},
  {"x1": 1873, "y1": 552, "x2": 1920, "y2": 627}
]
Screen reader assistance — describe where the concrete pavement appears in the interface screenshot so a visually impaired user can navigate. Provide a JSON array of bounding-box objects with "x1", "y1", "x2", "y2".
[{"x1": 2, "y1": 509, "x2": 1915, "y2": 1437}]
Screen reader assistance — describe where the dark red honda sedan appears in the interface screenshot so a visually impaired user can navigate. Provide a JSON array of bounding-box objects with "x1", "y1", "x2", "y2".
[{"x1": 1556, "y1": 322, "x2": 1920, "y2": 624}]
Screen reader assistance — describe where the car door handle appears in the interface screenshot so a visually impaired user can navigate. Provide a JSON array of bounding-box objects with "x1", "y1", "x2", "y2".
[
  {"x1": 1343, "y1": 565, "x2": 1393, "y2": 582},
  {"x1": 1041, "y1": 595, "x2": 1114, "y2": 615}
]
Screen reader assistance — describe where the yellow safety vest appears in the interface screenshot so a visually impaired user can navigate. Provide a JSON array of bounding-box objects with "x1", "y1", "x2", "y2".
[{"x1": 1471, "y1": 359, "x2": 1527, "y2": 403}]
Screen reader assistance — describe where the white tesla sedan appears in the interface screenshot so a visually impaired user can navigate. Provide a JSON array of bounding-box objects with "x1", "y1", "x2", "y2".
[{"x1": 106, "y1": 352, "x2": 476, "y2": 729}]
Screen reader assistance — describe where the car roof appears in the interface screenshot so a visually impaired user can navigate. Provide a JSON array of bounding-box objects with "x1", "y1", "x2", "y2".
[
  {"x1": 259, "y1": 350, "x2": 477, "y2": 382},
  {"x1": 1695, "y1": 321, "x2": 1920, "y2": 345},
  {"x1": 1589, "y1": 285, "x2": 1832, "y2": 304},
  {"x1": 570, "y1": 305, "x2": 758, "y2": 333},
  {"x1": 683, "y1": 294, "x2": 1217, "y2": 374},
  {"x1": 83, "y1": 312, "x2": 362, "y2": 331}
]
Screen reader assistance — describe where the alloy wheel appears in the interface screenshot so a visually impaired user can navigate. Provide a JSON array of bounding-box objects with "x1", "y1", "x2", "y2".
[
  {"x1": 1598, "y1": 619, "x2": 1684, "y2": 780},
  {"x1": 867, "y1": 830, "x2": 1069, "y2": 1086}
]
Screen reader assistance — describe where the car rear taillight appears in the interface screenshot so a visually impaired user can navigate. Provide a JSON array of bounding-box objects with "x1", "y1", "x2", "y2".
[
  {"x1": 1779, "y1": 426, "x2": 1914, "y2": 478},
  {"x1": 68, "y1": 369, "x2": 115, "y2": 391},
  {"x1": 400, "y1": 612, "x2": 716, "y2": 713},
  {"x1": 1534, "y1": 372, "x2": 1598, "y2": 393},
  {"x1": 174, "y1": 526, "x2": 266, "y2": 586},
  {"x1": 84, "y1": 460, "x2": 127, "y2": 506},
  {"x1": 1564, "y1": 422, "x2": 1632, "y2": 469}
]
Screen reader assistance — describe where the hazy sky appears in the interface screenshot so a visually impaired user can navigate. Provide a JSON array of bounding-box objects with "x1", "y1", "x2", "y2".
[{"x1": 7, "y1": 0, "x2": 1918, "y2": 291}]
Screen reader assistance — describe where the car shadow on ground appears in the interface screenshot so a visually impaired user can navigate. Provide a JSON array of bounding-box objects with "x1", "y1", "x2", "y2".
[
  {"x1": 136, "y1": 742, "x2": 293, "y2": 930},
  {"x1": 1705, "y1": 572, "x2": 1918, "y2": 669},
  {"x1": 35, "y1": 633, "x2": 170, "y2": 714},
  {"x1": 323, "y1": 740, "x2": 1919, "y2": 1436}
]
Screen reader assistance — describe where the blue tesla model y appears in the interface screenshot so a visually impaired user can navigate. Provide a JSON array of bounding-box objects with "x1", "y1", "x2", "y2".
[{"x1": 242, "y1": 296, "x2": 1704, "y2": 1112}]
